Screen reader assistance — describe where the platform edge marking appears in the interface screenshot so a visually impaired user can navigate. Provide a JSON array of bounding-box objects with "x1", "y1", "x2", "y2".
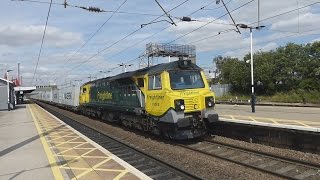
[
  {"x1": 35, "y1": 103, "x2": 152, "y2": 180},
  {"x1": 28, "y1": 104, "x2": 64, "y2": 180}
]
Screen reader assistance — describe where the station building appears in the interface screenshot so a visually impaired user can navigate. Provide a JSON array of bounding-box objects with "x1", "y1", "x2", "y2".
[{"x1": 0, "y1": 78, "x2": 15, "y2": 110}]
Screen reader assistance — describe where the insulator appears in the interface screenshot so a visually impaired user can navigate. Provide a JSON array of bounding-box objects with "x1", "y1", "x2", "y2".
[
  {"x1": 181, "y1": 16, "x2": 192, "y2": 22},
  {"x1": 88, "y1": 6, "x2": 105, "y2": 13}
]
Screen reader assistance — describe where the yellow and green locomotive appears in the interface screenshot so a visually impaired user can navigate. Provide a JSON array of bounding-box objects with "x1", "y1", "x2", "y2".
[{"x1": 79, "y1": 60, "x2": 218, "y2": 139}]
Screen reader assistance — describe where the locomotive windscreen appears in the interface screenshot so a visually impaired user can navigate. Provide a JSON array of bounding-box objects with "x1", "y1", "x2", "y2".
[{"x1": 169, "y1": 70, "x2": 204, "y2": 90}]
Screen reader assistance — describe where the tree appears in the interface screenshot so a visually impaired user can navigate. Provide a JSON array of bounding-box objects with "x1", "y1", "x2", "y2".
[{"x1": 215, "y1": 41, "x2": 320, "y2": 95}]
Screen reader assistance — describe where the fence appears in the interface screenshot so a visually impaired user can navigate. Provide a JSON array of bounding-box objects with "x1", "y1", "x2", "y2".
[{"x1": 211, "y1": 84, "x2": 231, "y2": 97}]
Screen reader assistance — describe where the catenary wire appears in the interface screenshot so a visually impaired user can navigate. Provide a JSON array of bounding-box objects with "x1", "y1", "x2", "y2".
[
  {"x1": 64, "y1": 0, "x2": 128, "y2": 64},
  {"x1": 90, "y1": 0, "x2": 254, "y2": 78},
  {"x1": 217, "y1": 27, "x2": 320, "y2": 54},
  {"x1": 88, "y1": 0, "x2": 220, "y2": 71},
  {"x1": 27, "y1": 0, "x2": 222, "y2": 84},
  {"x1": 94, "y1": 0, "x2": 253, "y2": 74},
  {"x1": 52, "y1": 0, "x2": 128, "y2": 81},
  {"x1": 56, "y1": 0, "x2": 191, "y2": 81},
  {"x1": 52, "y1": 0, "x2": 316, "y2": 84},
  {"x1": 56, "y1": 0, "x2": 218, "y2": 84},
  {"x1": 166, "y1": 0, "x2": 255, "y2": 44},
  {"x1": 186, "y1": 1, "x2": 320, "y2": 45},
  {"x1": 31, "y1": 0, "x2": 53, "y2": 84},
  {"x1": 92, "y1": 0, "x2": 243, "y2": 74},
  {"x1": 120, "y1": 2, "x2": 320, "y2": 72},
  {"x1": 84, "y1": 0, "x2": 225, "y2": 78}
]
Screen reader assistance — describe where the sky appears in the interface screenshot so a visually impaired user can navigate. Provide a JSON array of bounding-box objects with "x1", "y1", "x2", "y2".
[{"x1": 0, "y1": 0, "x2": 319, "y2": 86}]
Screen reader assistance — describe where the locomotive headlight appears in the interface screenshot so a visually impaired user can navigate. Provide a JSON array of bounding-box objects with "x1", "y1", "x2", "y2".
[
  {"x1": 205, "y1": 96, "x2": 215, "y2": 108},
  {"x1": 174, "y1": 99, "x2": 185, "y2": 111}
]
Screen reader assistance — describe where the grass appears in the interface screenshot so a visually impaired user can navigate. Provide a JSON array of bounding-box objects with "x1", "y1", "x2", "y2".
[{"x1": 215, "y1": 90, "x2": 320, "y2": 104}]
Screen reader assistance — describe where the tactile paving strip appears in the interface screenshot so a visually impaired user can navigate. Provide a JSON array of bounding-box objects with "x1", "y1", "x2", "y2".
[
  {"x1": 220, "y1": 114, "x2": 320, "y2": 128},
  {"x1": 28, "y1": 104, "x2": 148, "y2": 180}
]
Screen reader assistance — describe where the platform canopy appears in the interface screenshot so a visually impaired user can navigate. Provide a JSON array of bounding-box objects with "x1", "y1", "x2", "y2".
[
  {"x1": 14, "y1": 86, "x2": 36, "y2": 93},
  {"x1": 0, "y1": 77, "x2": 13, "y2": 85}
]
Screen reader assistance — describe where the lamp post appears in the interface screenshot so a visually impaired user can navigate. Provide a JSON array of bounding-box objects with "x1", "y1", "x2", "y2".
[
  {"x1": 118, "y1": 63, "x2": 133, "y2": 73},
  {"x1": 236, "y1": 23, "x2": 265, "y2": 113},
  {"x1": 74, "y1": 79, "x2": 82, "y2": 86},
  {"x1": 6, "y1": 70, "x2": 13, "y2": 111}
]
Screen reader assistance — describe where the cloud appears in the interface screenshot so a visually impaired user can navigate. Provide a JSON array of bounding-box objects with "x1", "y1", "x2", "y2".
[
  {"x1": 0, "y1": 25, "x2": 83, "y2": 47},
  {"x1": 166, "y1": 18, "x2": 245, "y2": 51},
  {"x1": 223, "y1": 42, "x2": 278, "y2": 59},
  {"x1": 164, "y1": 0, "x2": 320, "y2": 58},
  {"x1": 311, "y1": 38, "x2": 320, "y2": 43},
  {"x1": 270, "y1": 13, "x2": 320, "y2": 32},
  {"x1": 2, "y1": 0, "x2": 320, "y2": 86}
]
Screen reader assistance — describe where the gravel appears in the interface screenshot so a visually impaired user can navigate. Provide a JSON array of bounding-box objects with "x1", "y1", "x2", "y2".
[
  {"x1": 41, "y1": 102, "x2": 309, "y2": 180},
  {"x1": 209, "y1": 136, "x2": 320, "y2": 166}
]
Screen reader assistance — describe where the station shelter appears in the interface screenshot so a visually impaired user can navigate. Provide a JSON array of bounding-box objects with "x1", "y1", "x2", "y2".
[{"x1": 0, "y1": 78, "x2": 15, "y2": 110}]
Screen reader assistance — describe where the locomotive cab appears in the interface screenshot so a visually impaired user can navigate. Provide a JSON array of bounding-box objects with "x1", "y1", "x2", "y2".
[{"x1": 144, "y1": 60, "x2": 219, "y2": 139}]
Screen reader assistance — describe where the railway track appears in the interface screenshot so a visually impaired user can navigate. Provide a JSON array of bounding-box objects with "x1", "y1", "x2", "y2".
[
  {"x1": 37, "y1": 101, "x2": 320, "y2": 179},
  {"x1": 37, "y1": 101, "x2": 201, "y2": 180},
  {"x1": 181, "y1": 139, "x2": 320, "y2": 180}
]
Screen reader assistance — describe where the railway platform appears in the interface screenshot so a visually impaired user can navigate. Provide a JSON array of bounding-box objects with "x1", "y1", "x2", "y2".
[
  {"x1": 216, "y1": 104, "x2": 320, "y2": 132},
  {"x1": 213, "y1": 104, "x2": 320, "y2": 153},
  {"x1": 0, "y1": 103, "x2": 151, "y2": 180}
]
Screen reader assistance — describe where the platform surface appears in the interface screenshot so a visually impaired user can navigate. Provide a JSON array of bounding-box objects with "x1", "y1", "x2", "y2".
[
  {"x1": 0, "y1": 104, "x2": 151, "y2": 180},
  {"x1": 0, "y1": 104, "x2": 55, "y2": 180},
  {"x1": 216, "y1": 104, "x2": 320, "y2": 131}
]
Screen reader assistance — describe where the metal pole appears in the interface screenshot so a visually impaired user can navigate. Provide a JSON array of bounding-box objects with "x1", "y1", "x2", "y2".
[
  {"x1": 18, "y1": 63, "x2": 20, "y2": 85},
  {"x1": 221, "y1": 0, "x2": 241, "y2": 34},
  {"x1": 250, "y1": 28, "x2": 255, "y2": 113},
  {"x1": 258, "y1": 0, "x2": 260, "y2": 27},
  {"x1": 7, "y1": 71, "x2": 10, "y2": 111},
  {"x1": 124, "y1": 65, "x2": 127, "y2": 73}
]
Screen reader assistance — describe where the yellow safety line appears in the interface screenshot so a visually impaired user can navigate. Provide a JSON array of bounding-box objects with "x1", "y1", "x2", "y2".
[
  {"x1": 60, "y1": 167, "x2": 91, "y2": 170},
  {"x1": 51, "y1": 147, "x2": 94, "y2": 150},
  {"x1": 60, "y1": 147, "x2": 96, "y2": 157},
  {"x1": 50, "y1": 132, "x2": 74, "y2": 136},
  {"x1": 266, "y1": 118, "x2": 279, "y2": 124},
  {"x1": 54, "y1": 155, "x2": 107, "y2": 159},
  {"x1": 79, "y1": 148, "x2": 96, "y2": 156},
  {"x1": 71, "y1": 158, "x2": 112, "y2": 179},
  {"x1": 28, "y1": 105, "x2": 64, "y2": 180},
  {"x1": 221, "y1": 114, "x2": 320, "y2": 126},
  {"x1": 248, "y1": 116, "x2": 257, "y2": 122},
  {"x1": 55, "y1": 140, "x2": 84, "y2": 147},
  {"x1": 95, "y1": 168, "x2": 125, "y2": 172},
  {"x1": 294, "y1": 122, "x2": 320, "y2": 125},
  {"x1": 114, "y1": 169, "x2": 129, "y2": 180},
  {"x1": 51, "y1": 135, "x2": 79, "y2": 141},
  {"x1": 57, "y1": 142, "x2": 90, "y2": 154},
  {"x1": 55, "y1": 142, "x2": 85, "y2": 144},
  {"x1": 66, "y1": 137, "x2": 81, "y2": 142},
  {"x1": 294, "y1": 120, "x2": 311, "y2": 127}
]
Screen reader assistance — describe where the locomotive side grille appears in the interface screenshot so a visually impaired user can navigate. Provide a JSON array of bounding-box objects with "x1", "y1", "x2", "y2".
[{"x1": 184, "y1": 97, "x2": 199, "y2": 111}]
